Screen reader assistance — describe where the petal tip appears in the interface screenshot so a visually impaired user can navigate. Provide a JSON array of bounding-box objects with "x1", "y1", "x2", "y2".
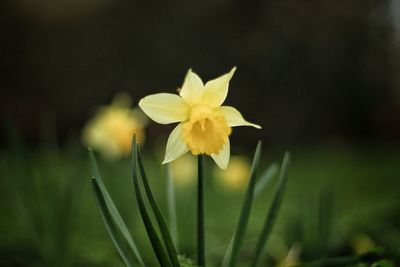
[
  {"x1": 162, "y1": 155, "x2": 174, "y2": 165},
  {"x1": 220, "y1": 162, "x2": 229, "y2": 170},
  {"x1": 227, "y1": 67, "x2": 237, "y2": 79},
  {"x1": 211, "y1": 139, "x2": 230, "y2": 169},
  {"x1": 186, "y1": 68, "x2": 198, "y2": 77},
  {"x1": 138, "y1": 98, "x2": 144, "y2": 107},
  {"x1": 185, "y1": 68, "x2": 193, "y2": 77},
  {"x1": 217, "y1": 157, "x2": 229, "y2": 169}
]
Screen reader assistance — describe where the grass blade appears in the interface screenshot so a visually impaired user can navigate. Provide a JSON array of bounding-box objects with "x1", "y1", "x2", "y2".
[
  {"x1": 92, "y1": 179, "x2": 136, "y2": 267},
  {"x1": 88, "y1": 149, "x2": 144, "y2": 266},
  {"x1": 136, "y1": 146, "x2": 180, "y2": 267},
  {"x1": 250, "y1": 152, "x2": 290, "y2": 267},
  {"x1": 317, "y1": 187, "x2": 334, "y2": 256},
  {"x1": 132, "y1": 142, "x2": 173, "y2": 267},
  {"x1": 222, "y1": 161, "x2": 275, "y2": 267},
  {"x1": 221, "y1": 236, "x2": 234, "y2": 267},
  {"x1": 254, "y1": 163, "x2": 279, "y2": 197},
  {"x1": 224, "y1": 141, "x2": 262, "y2": 267},
  {"x1": 166, "y1": 164, "x2": 179, "y2": 250}
]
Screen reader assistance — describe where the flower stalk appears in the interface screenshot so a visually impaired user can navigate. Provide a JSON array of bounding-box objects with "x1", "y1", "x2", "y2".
[{"x1": 197, "y1": 155, "x2": 205, "y2": 266}]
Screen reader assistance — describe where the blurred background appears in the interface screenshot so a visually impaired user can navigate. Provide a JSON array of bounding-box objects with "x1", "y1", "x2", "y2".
[{"x1": 1, "y1": 0, "x2": 399, "y2": 266}]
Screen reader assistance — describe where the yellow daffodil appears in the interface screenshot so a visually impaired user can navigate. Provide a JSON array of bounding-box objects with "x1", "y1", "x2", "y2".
[
  {"x1": 82, "y1": 92, "x2": 147, "y2": 159},
  {"x1": 139, "y1": 67, "x2": 261, "y2": 169},
  {"x1": 214, "y1": 156, "x2": 250, "y2": 191}
]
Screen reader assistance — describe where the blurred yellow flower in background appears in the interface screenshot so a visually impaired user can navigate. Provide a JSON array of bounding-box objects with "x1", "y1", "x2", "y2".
[
  {"x1": 267, "y1": 235, "x2": 301, "y2": 267},
  {"x1": 276, "y1": 244, "x2": 301, "y2": 267},
  {"x1": 351, "y1": 234, "x2": 375, "y2": 255},
  {"x1": 139, "y1": 67, "x2": 261, "y2": 169},
  {"x1": 214, "y1": 156, "x2": 250, "y2": 191},
  {"x1": 82, "y1": 92, "x2": 147, "y2": 159},
  {"x1": 170, "y1": 154, "x2": 196, "y2": 188}
]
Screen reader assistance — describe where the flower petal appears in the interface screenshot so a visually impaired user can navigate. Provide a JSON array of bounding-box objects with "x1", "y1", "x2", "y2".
[
  {"x1": 179, "y1": 69, "x2": 204, "y2": 105},
  {"x1": 211, "y1": 138, "x2": 230, "y2": 169},
  {"x1": 139, "y1": 93, "x2": 189, "y2": 124},
  {"x1": 203, "y1": 67, "x2": 236, "y2": 108},
  {"x1": 163, "y1": 123, "x2": 189, "y2": 164},
  {"x1": 218, "y1": 106, "x2": 261, "y2": 129}
]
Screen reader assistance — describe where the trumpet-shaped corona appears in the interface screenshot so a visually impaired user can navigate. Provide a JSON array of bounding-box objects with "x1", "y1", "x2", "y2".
[
  {"x1": 139, "y1": 67, "x2": 261, "y2": 169},
  {"x1": 182, "y1": 104, "x2": 231, "y2": 155}
]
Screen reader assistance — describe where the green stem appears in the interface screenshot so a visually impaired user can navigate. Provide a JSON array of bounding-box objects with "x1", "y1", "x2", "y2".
[{"x1": 197, "y1": 155, "x2": 205, "y2": 267}]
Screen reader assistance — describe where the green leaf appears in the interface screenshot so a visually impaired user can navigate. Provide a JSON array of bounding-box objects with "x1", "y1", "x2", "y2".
[
  {"x1": 254, "y1": 163, "x2": 279, "y2": 197},
  {"x1": 166, "y1": 164, "x2": 179, "y2": 250},
  {"x1": 317, "y1": 187, "x2": 334, "y2": 256},
  {"x1": 89, "y1": 149, "x2": 144, "y2": 266},
  {"x1": 92, "y1": 179, "x2": 137, "y2": 267},
  {"x1": 136, "y1": 146, "x2": 180, "y2": 267},
  {"x1": 250, "y1": 152, "x2": 290, "y2": 267},
  {"x1": 223, "y1": 141, "x2": 262, "y2": 267},
  {"x1": 132, "y1": 142, "x2": 173, "y2": 267}
]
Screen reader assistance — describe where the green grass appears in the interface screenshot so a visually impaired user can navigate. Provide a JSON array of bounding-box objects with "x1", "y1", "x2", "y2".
[{"x1": 0, "y1": 141, "x2": 399, "y2": 266}]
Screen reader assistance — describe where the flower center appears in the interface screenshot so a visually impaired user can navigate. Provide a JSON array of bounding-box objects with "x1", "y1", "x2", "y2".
[{"x1": 182, "y1": 104, "x2": 231, "y2": 155}]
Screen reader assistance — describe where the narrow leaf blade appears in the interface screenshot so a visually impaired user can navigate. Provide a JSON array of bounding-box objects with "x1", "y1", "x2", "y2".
[
  {"x1": 250, "y1": 152, "x2": 290, "y2": 267},
  {"x1": 137, "y1": 146, "x2": 180, "y2": 267},
  {"x1": 166, "y1": 164, "x2": 179, "y2": 250},
  {"x1": 132, "y1": 142, "x2": 172, "y2": 267},
  {"x1": 89, "y1": 149, "x2": 144, "y2": 266},
  {"x1": 92, "y1": 179, "x2": 136, "y2": 267},
  {"x1": 224, "y1": 141, "x2": 262, "y2": 267},
  {"x1": 254, "y1": 163, "x2": 279, "y2": 197}
]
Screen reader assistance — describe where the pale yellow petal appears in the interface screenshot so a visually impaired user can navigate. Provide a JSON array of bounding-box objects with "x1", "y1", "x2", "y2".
[
  {"x1": 211, "y1": 138, "x2": 230, "y2": 169},
  {"x1": 179, "y1": 69, "x2": 204, "y2": 105},
  {"x1": 139, "y1": 93, "x2": 189, "y2": 124},
  {"x1": 203, "y1": 67, "x2": 236, "y2": 107},
  {"x1": 218, "y1": 106, "x2": 261, "y2": 129},
  {"x1": 163, "y1": 123, "x2": 189, "y2": 164}
]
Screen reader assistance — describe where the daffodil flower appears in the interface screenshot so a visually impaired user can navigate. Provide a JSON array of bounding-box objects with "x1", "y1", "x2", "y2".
[
  {"x1": 82, "y1": 92, "x2": 147, "y2": 159},
  {"x1": 139, "y1": 68, "x2": 261, "y2": 169}
]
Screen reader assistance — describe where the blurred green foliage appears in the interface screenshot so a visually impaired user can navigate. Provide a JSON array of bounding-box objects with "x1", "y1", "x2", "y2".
[{"x1": 0, "y1": 122, "x2": 399, "y2": 266}]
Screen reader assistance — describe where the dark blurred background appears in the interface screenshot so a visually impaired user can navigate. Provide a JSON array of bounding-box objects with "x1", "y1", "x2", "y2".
[{"x1": 1, "y1": 0, "x2": 400, "y2": 148}]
